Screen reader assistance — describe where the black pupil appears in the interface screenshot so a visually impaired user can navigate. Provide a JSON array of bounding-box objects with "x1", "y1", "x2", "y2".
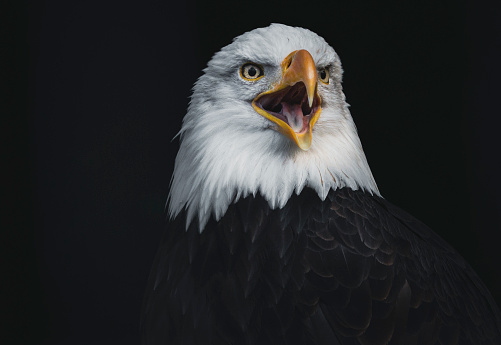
[
  {"x1": 248, "y1": 66, "x2": 257, "y2": 77},
  {"x1": 320, "y1": 70, "x2": 326, "y2": 79}
]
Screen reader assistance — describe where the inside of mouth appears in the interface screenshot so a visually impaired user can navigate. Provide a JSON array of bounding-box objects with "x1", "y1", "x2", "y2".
[{"x1": 255, "y1": 82, "x2": 319, "y2": 133}]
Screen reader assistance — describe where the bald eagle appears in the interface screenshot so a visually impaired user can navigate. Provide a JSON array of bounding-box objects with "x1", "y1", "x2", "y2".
[{"x1": 141, "y1": 24, "x2": 501, "y2": 345}]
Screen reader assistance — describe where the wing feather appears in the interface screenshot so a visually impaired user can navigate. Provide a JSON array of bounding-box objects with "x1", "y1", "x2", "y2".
[{"x1": 300, "y1": 188, "x2": 501, "y2": 345}]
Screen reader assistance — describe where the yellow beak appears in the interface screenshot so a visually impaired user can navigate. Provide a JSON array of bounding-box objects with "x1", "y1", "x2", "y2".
[{"x1": 252, "y1": 49, "x2": 321, "y2": 151}]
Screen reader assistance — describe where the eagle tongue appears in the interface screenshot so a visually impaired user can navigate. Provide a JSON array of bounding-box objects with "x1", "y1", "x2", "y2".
[{"x1": 281, "y1": 102, "x2": 306, "y2": 133}]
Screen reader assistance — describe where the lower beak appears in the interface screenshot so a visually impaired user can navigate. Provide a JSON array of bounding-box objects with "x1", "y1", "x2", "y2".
[{"x1": 252, "y1": 49, "x2": 321, "y2": 151}]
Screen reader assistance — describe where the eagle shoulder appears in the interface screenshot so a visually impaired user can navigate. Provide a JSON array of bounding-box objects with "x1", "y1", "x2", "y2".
[{"x1": 304, "y1": 188, "x2": 501, "y2": 345}]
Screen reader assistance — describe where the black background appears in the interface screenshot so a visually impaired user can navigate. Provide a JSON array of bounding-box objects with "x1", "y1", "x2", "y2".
[{"x1": 2, "y1": 0, "x2": 501, "y2": 344}]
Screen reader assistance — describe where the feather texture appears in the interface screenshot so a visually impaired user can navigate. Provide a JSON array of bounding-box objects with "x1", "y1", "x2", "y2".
[{"x1": 141, "y1": 188, "x2": 501, "y2": 345}]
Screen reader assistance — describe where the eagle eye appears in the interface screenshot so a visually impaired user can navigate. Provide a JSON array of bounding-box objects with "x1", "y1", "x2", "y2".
[
  {"x1": 319, "y1": 67, "x2": 329, "y2": 84},
  {"x1": 240, "y1": 63, "x2": 264, "y2": 81}
]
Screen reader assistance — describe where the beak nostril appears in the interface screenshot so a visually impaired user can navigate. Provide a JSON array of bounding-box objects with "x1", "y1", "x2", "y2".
[{"x1": 282, "y1": 50, "x2": 297, "y2": 72}]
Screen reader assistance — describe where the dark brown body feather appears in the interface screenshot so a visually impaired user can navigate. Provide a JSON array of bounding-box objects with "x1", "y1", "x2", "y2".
[{"x1": 141, "y1": 188, "x2": 501, "y2": 344}]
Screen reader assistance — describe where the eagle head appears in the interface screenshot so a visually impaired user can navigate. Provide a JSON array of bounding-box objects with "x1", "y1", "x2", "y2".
[{"x1": 168, "y1": 24, "x2": 379, "y2": 231}]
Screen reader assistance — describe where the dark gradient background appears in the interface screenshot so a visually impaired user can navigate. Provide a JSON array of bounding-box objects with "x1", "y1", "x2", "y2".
[{"x1": 2, "y1": 0, "x2": 501, "y2": 344}]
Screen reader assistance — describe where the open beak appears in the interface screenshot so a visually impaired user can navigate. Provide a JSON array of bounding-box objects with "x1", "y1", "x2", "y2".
[{"x1": 252, "y1": 49, "x2": 321, "y2": 151}]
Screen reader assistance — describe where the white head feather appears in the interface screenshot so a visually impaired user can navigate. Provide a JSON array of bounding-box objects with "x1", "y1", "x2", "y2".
[{"x1": 168, "y1": 24, "x2": 380, "y2": 231}]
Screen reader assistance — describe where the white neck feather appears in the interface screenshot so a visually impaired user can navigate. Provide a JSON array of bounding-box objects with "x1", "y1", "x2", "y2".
[{"x1": 168, "y1": 97, "x2": 379, "y2": 231}]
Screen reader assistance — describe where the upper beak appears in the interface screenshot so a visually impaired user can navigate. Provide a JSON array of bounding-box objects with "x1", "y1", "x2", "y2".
[{"x1": 252, "y1": 49, "x2": 321, "y2": 151}]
